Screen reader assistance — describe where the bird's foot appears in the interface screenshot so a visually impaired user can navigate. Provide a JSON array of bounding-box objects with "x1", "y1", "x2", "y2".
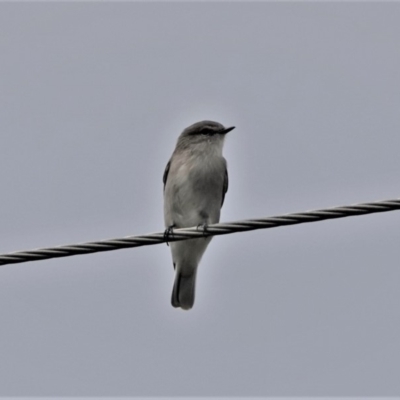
[
  {"x1": 196, "y1": 223, "x2": 209, "y2": 237},
  {"x1": 164, "y1": 224, "x2": 175, "y2": 246}
]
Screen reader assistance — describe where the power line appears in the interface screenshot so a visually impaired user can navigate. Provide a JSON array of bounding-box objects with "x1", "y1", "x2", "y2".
[{"x1": 1, "y1": 198, "x2": 399, "y2": 266}]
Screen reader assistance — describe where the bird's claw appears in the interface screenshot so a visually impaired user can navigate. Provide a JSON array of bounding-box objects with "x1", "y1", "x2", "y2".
[
  {"x1": 196, "y1": 223, "x2": 209, "y2": 236},
  {"x1": 164, "y1": 224, "x2": 175, "y2": 246}
]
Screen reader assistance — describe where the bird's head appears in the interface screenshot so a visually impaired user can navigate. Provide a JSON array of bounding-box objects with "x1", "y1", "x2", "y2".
[
  {"x1": 182, "y1": 120, "x2": 235, "y2": 137},
  {"x1": 177, "y1": 120, "x2": 235, "y2": 150}
]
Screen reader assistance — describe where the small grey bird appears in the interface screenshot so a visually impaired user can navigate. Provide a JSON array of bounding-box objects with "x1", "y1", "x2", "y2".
[{"x1": 163, "y1": 120, "x2": 234, "y2": 310}]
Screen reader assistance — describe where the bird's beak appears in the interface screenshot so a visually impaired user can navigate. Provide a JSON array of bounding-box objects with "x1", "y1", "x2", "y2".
[{"x1": 221, "y1": 126, "x2": 235, "y2": 135}]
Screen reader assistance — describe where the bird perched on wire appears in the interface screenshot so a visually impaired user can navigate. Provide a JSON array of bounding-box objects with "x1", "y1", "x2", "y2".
[{"x1": 163, "y1": 120, "x2": 235, "y2": 310}]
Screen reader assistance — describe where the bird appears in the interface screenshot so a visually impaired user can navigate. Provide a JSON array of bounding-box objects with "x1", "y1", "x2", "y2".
[{"x1": 163, "y1": 120, "x2": 235, "y2": 310}]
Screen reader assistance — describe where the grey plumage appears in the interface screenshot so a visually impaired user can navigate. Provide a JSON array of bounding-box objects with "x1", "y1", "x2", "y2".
[{"x1": 163, "y1": 120, "x2": 234, "y2": 310}]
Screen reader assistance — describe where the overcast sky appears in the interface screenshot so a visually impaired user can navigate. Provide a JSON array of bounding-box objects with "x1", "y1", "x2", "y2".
[{"x1": 1, "y1": 2, "x2": 400, "y2": 397}]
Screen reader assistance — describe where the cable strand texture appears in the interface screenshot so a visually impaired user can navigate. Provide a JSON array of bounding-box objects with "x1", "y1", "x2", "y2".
[{"x1": 1, "y1": 198, "x2": 399, "y2": 266}]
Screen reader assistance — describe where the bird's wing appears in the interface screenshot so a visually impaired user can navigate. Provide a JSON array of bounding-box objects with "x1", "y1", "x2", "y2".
[
  {"x1": 221, "y1": 164, "x2": 228, "y2": 207},
  {"x1": 163, "y1": 160, "x2": 171, "y2": 191}
]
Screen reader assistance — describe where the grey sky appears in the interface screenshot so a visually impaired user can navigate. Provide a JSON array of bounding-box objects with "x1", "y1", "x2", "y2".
[{"x1": 1, "y1": 2, "x2": 400, "y2": 396}]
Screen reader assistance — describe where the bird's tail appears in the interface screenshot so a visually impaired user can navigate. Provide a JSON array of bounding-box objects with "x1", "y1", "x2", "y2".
[{"x1": 171, "y1": 271, "x2": 197, "y2": 310}]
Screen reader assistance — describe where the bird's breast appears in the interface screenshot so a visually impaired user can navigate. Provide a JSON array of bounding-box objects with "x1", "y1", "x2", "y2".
[{"x1": 164, "y1": 152, "x2": 225, "y2": 227}]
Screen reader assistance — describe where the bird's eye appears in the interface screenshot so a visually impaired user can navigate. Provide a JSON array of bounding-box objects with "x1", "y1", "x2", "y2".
[{"x1": 201, "y1": 127, "x2": 213, "y2": 136}]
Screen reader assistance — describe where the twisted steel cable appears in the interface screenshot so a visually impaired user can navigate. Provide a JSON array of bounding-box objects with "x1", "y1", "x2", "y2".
[{"x1": 1, "y1": 198, "x2": 399, "y2": 266}]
